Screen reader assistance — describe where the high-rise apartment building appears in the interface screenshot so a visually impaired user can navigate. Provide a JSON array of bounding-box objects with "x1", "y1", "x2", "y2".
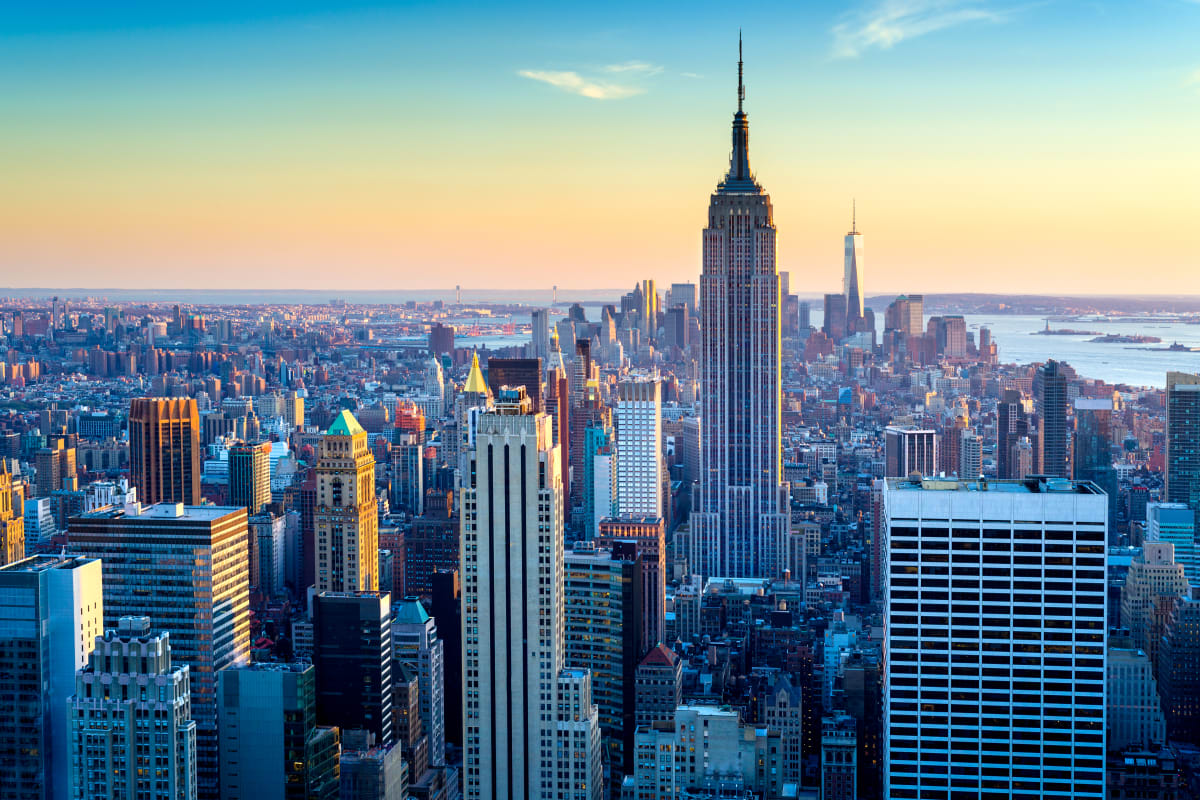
[
  {"x1": 1037, "y1": 360, "x2": 1069, "y2": 478},
  {"x1": 634, "y1": 645, "x2": 682, "y2": 728},
  {"x1": 821, "y1": 714, "x2": 858, "y2": 800},
  {"x1": 128, "y1": 397, "x2": 201, "y2": 505},
  {"x1": 0, "y1": 555, "x2": 103, "y2": 800},
  {"x1": 997, "y1": 389, "x2": 1031, "y2": 479},
  {"x1": 315, "y1": 411, "x2": 379, "y2": 593},
  {"x1": 614, "y1": 378, "x2": 662, "y2": 518},
  {"x1": 1147, "y1": 503, "x2": 1199, "y2": 584},
  {"x1": 34, "y1": 439, "x2": 76, "y2": 497},
  {"x1": 882, "y1": 476, "x2": 1107, "y2": 799},
  {"x1": 69, "y1": 502, "x2": 250, "y2": 796},
  {"x1": 554, "y1": 669, "x2": 604, "y2": 800},
  {"x1": 228, "y1": 441, "x2": 272, "y2": 515},
  {"x1": 217, "y1": 662, "x2": 340, "y2": 799},
  {"x1": 460, "y1": 389, "x2": 564, "y2": 800},
  {"x1": 959, "y1": 432, "x2": 982, "y2": 479},
  {"x1": 312, "y1": 591, "x2": 394, "y2": 746},
  {"x1": 691, "y1": 44, "x2": 790, "y2": 579},
  {"x1": 69, "y1": 616, "x2": 197, "y2": 800},
  {"x1": 563, "y1": 542, "x2": 644, "y2": 791},
  {"x1": 1166, "y1": 372, "x2": 1200, "y2": 524},
  {"x1": 883, "y1": 426, "x2": 938, "y2": 478}
]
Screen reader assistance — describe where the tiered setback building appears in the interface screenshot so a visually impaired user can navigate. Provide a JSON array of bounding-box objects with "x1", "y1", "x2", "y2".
[
  {"x1": 882, "y1": 476, "x2": 1106, "y2": 799},
  {"x1": 315, "y1": 411, "x2": 378, "y2": 593}
]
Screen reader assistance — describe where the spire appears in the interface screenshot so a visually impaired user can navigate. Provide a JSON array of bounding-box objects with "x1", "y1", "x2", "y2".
[
  {"x1": 737, "y1": 29, "x2": 744, "y2": 113},
  {"x1": 851, "y1": 199, "x2": 857, "y2": 235},
  {"x1": 464, "y1": 351, "x2": 489, "y2": 396},
  {"x1": 719, "y1": 31, "x2": 757, "y2": 193}
]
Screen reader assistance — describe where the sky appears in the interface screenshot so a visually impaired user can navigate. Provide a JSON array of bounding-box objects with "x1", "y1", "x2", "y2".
[{"x1": 1, "y1": 0, "x2": 1199, "y2": 295}]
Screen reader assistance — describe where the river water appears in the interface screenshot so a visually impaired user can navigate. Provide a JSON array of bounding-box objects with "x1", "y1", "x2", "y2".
[{"x1": 448, "y1": 306, "x2": 1200, "y2": 390}]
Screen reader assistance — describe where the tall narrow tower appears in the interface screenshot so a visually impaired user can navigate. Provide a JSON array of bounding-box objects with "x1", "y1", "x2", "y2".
[
  {"x1": 314, "y1": 410, "x2": 379, "y2": 593},
  {"x1": 691, "y1": 36, "x2": 790, "y2": 578},
  {"x1": 844, "y1": 202, "x2": 865, "y2": 330}
]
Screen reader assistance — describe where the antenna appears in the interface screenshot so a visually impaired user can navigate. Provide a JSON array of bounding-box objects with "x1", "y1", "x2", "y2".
[
  {"x1": 852, "y1": 199, "x2": 856, "y2": 234},
  {"x1": 737, "y1": 30, "x2": 745, "y2": 112}
]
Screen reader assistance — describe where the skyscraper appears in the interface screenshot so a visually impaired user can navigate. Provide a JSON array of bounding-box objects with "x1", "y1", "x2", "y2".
[
  {"x1": 614, "y1": 378, "x2": 662, "y2": 518},
  {"x1": 530, "y1": 308, "x2": 551, "y2": 361},
  {"x1": 1166, "y1": 372, "x2": 1200, "y2": 524},
  {"x1": 391, "y1": 598, "x2": 445, "y2": 768},
  {"x1": 563, "y1": 542, "x2": 644, "y2": 792},
  {"x1": 228, "y1": 441, "x2": 272, "y2": 516},
  {"x1": 460, "y1": 389, "x2": 564, "y2": 800},
  {"x1": 128, "y1": 397, "x2": 201, "y2": 505},
  {"x1": 1147, "y1": 503, "x2": 1198, "y2": 584},
  {"x1": 1037, "y1": 360, "x2": 1069, "y2": 478},
  {"x1": 692, "y1": 40, "x2": 790, "y2": 579},
  {"x1": 883, "y1": 426, "x2": 938, "y2": 478},
  {"x1": 216, "y1": 662, "x2": 340, "y2": 799},
  {"x1": 997, "y1": 389, "x2": 1031, "y2": 479},
  {"x1": 882, "y1": 475, "x2": 1106, "y2": 798},
  {"x1": 1073, "y1": 396, "x2": 1119, "y2": 543},
  {"x1": 69, "y1": 503, "x2": 250, "y2": 796},
  {"x1": 0, "y1": 555, "x2": 103, "y2": 800},
  {"x1": 314, "y1": 411, "x2": 379, "y2": 593},
  {"x1": 485, "y1": 357, "x2": 543, "y2": 412},
  {"x1": 844, "y1": 204, "x2": 865, "y2": 331},
  {"x1": 69, "y1": 616, "x2": 197, "y2": 800},
  {"x1": 312, "y1": 591, "x2": 394, "y2": 745}
]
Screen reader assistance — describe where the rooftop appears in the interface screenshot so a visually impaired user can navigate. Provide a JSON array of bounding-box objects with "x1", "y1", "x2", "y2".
[
  {"x1": 0, "y1": 554, "x2": 97, "y2": 573},
  {"x1": 326, "y1": 409, "x2": 366, "y2": 437},
  {"x1": 79, "y1": 502, "x2": 245, "y2": 522},
  {"x1": 886, "y1": 475, "x2": 1103, "y2": 495}
]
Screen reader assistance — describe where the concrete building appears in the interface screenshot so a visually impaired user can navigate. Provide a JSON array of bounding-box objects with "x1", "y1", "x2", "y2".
[
  {"x1": 69, "y1": 617, "x2": 196, "y2": 800},
  {"x1": 392, "y1": 597, "x2": 445, "y2": 768},
  {"x1": 315, "y1": 410, "x2": 379, "y2": 593},
  {"x1": 1121, "y1": 542, "x2": 1189, "y2": 665},
  {"x1": 216, "y1": 662, "x2": 340, "y2": 799},
  {"x1": 763, "y1": 675, "x2": 804, "y2": 789},
  {"x1": 0, "y1": 554, "x2": 103, "y2": 800},
  {"x1": 69, "y1": 502, "x2": 250, "y2": 795},
  {"x1": 1108, "y1": 646, "x2": 1167, "y2": 752},
  {"x1": 461, "y1": 387, "x2": 574, "y2": 800},
  {"x1": 882, "y1": 476, "x2": 1107, "y2": 799},
  {"x1": 821, "y1": 714, "x2": 857, "y2": 800},
  {"x1": 634, "y1": 645, "x2": 682, "y2": 729},
  {"x1": 1147, "y1": 503, "x2": 1198, "y2": 584},
  {"x1": 883, "y1": 426, "x2": 938, "y2": 479},
  {"x1": 228, "y1": 441, "x2": 272, "y2": 515},
  {"x1": 555, "y1": 669, "x2": 604, "y2": 800},
  {"x1": 340, "y1": 738, "x2": 407, "y2": 800}
]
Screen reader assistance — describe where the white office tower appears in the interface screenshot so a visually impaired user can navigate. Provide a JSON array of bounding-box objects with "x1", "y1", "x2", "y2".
[
  {"x1": 883, "y1": 476, "x2": 1107, "y2": 799},
  {"x1": 69, "y1": 617, "x2": 197, "y2": 800},
  {"x1": 615, "y1": 378, "x2": 663, "y2": 517},
  {"x1": 959, "y1": 433, "x2": 983, "y2": 480},
  {"x1": 392, "y1": 598, "x2": 446, "y2": 768},
  {"x1": 555, "y1": 669, "x2": 603, "y2": 800},
  {"x1": 0, "y1": 555, "x2": 104, "y2": 800},
  {"x1": 461, "y1": 387, "x2": 564, "y2": 800}
]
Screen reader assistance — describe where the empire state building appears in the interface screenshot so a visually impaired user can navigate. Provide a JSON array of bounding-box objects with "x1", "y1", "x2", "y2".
[{"x1": 690, "y1": 39, "x2": 790, "y2": 578}]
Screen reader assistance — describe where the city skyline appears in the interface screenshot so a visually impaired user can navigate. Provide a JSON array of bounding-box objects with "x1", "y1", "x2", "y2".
[{"x1": 3, "y1": 1, "x2": 1199, "y2": 293}]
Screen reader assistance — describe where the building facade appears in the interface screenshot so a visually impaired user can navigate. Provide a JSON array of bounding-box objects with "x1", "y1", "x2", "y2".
[
  {"x1": 128, "y1": 397, "x2": 201, "y2": 505},
  {"x1": 315, "y1": 411, "x2": 379, "y2": 593}
]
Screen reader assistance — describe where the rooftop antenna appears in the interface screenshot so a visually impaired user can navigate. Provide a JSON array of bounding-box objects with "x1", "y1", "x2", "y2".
[
  {"x1": 852, "y1": 199, "x2": 857, "y2": 234},
  {"x1": 737, "y1": 30, "x2": 745, "y2": 112}
]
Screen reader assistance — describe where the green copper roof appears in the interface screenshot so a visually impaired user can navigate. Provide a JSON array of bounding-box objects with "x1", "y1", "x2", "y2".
[
  {"x1": 326, "y1": 409, "x2": 366, "y2": 437},
  {"x1": 394, "y1": 598, "x2": 431, "y2": 625}
]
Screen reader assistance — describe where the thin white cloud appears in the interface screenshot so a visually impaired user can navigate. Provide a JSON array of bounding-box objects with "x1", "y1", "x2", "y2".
[
  {"x1": 681, "y1": 72, "x2": 704, "y2": 79},
  {"x1": 602, "y1": 60, "x2": 663, "y2": 75},
  {"x1": 832, "y1": 0, "x2": 1006, "y2": 58},
  {"x1": 518, "y1": 69, "x2": 645, "y2": 100}
]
